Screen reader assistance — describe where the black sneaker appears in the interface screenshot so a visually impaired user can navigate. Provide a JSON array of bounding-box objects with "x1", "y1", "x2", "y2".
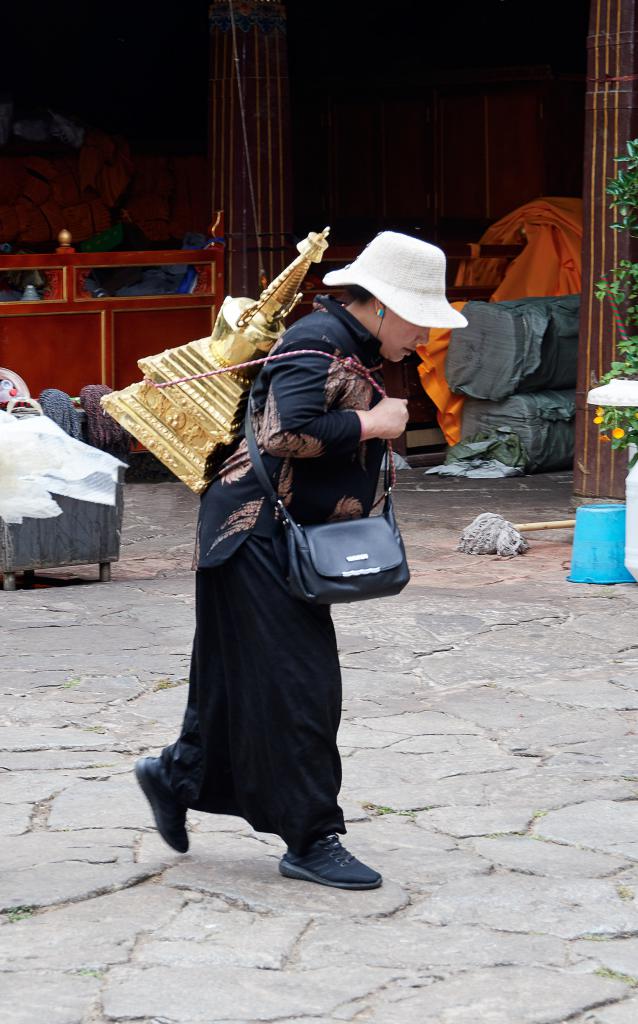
[
  {"x1": 134, "y1": 756, "x2": 189, "y2": 853},
  {"x1": 279, "y1": 834, "x2": 382, "y2": 890}
]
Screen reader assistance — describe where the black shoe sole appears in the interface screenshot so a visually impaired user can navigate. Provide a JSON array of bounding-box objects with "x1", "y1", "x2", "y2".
[
  {"x1": 134, "y1": 758, "x2": 188, "y2": 854},
  {"x1": 279, "y1": 858, "x2": 382, "y2": 890}
]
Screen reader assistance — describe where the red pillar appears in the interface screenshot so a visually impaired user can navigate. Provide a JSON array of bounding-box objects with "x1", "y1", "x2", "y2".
[
  {"x1": 574, "y1": 0, "x2": 638, "y2": 498},
  {"x1": 208, "y1": 0, "x2": 293, "y2": 298}
]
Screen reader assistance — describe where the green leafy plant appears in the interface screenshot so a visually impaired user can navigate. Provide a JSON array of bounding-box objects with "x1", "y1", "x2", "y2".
[
  {"x1": 594, "y1": 138, "x2": 638, "y2": 460},
  {"x1": 5, "y1": 906, "x2": 34, "y2": 923}
]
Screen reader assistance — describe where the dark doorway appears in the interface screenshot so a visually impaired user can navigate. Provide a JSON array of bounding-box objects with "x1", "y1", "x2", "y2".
[{"x1": 286, "y1": 0, "x2": 588, "y2": 244}]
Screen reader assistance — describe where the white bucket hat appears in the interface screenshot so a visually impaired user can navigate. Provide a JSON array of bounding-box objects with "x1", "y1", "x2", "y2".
[{"x1": 323, "y1": 231, "x2": 468, "y2": 329}]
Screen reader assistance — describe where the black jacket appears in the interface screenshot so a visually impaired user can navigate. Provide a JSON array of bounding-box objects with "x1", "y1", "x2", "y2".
[{"x1": 196, "y1": 295, "x2": 385, "y2": 569}]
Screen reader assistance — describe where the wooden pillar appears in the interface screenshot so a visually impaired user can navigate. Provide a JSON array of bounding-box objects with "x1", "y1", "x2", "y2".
[
  {"x1": 574, "y1": 0, "x2": 638, "y2": 498},
  {"x1": 208, "y1": 0, "x2": 293, "y2": 298}
]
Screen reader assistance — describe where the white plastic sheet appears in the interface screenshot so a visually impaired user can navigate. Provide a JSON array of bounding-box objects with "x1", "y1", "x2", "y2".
[{"x1": 0, "y1": 412, "x2": 126, "y2": 524}]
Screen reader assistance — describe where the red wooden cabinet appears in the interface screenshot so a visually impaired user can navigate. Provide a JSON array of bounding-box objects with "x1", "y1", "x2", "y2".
[{"x1": 0, "y1": 246, "x2": 225, "y2": 398}]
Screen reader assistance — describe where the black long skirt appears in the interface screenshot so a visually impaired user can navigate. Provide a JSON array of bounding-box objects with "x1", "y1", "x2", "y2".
[{"x1": 160, "y1": 534, "x2": 346, "y2": 854}]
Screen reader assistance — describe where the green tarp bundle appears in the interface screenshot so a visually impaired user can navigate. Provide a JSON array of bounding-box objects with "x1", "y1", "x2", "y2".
[
  {"x1": 446, "y1": 295, "x2": 579, "y2": 401},
  {"x1": 461, "y1": 390, "x2": 576, "y2": 472},
  {"x1": 445, "y1": 430, "x2": 528, "y2": 470},
  {"x1": 425, "y1": 430, "x2": 528, "y2": 478}
]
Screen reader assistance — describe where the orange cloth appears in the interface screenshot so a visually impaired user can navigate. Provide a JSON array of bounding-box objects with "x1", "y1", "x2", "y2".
[
  {"x1": 417, "y1": 198, "x2": 583, "y2": 443},
  {"x1": 457, "y1": 196, "x2": 582, "y2": 301},
  {"x1": 417, "y1": 302, "x2": 467, "y2": 446}
]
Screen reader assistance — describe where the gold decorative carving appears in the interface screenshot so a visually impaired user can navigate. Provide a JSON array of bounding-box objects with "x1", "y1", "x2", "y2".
[{"x1": 101, "y1": 227, "x2": 330, "y2": 492}]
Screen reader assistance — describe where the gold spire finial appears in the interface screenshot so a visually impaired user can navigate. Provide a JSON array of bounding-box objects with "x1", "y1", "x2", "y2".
[
  {"x1": 101, "y1": 226, "x2": 331, "y2": 492},
  {"x1": 236, "y1": 226, "x2": 330, "y2": 329}
]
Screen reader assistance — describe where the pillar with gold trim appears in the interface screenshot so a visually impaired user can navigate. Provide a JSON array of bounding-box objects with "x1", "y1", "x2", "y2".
[
  {"x1": 209, "y1": 0, "x2": 293, "y2": 298},
  {"x1": 574, "y1": 0, "x2": 638, "y2": 499}
]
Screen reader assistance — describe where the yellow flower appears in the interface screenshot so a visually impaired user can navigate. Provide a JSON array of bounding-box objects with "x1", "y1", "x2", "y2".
[
  {"x1": 612, "y1": 427, "x2": 626, "y2": 439},
  {"x1": 596, "y1": 406, "x2": 605, "y2": 416},
  {"x1": 593, "y1": 416, "x2": 604, "y2": 424}
]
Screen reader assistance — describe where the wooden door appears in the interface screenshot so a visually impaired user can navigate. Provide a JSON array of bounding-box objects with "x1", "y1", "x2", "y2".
[
  {"x1": 329, "y1": 99, "x2": 380, "y2": 237},
  {"x1": 435, "y1": 77, "x2": 571, "y2": 238},
  {"x1": 381, "y1": 98, "x2": 433, "y2": 232}
]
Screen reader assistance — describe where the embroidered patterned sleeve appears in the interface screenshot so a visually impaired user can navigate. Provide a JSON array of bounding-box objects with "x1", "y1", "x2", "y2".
[{"x1": 259, "y1": 350, "x2": 362, "y2": 459}]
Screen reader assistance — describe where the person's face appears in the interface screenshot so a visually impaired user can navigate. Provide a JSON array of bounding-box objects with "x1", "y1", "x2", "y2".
[{"x1": 377, "y1": 305, "x2": 428, "y2": 362}]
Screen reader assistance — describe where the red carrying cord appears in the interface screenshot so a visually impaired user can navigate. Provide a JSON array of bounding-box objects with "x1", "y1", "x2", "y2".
[{"x1": 143, "y1": 349, "x2": 397, "y2": 491}]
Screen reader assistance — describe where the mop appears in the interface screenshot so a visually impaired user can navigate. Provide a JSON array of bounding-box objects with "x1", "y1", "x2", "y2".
[{"x1": 458, "y1": 512, "x2": 575, "y2": 556}]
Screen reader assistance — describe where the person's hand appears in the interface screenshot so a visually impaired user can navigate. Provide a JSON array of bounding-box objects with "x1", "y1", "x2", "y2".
[{"x1": 356, "y1": 397, "x2": 409, "y2": 440}]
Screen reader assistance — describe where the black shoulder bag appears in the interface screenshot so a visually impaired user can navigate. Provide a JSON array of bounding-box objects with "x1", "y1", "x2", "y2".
[{"x1": 244, "y1": 396, "x2": 410, "y2": 605}]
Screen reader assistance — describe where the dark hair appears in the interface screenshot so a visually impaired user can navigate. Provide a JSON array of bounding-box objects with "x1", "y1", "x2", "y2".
[{"x1": 341, "y1": 284, "x2": 373, "y2": 304}]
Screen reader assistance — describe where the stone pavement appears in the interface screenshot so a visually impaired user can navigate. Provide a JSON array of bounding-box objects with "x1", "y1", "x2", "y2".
[{"x1": 2, "y1": 469, "x2": 638, "y2": 1023}]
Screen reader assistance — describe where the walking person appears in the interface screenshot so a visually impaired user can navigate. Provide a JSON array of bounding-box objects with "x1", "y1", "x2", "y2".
[{"x1": 135, "y1": 232, "x2": 467, "y2": 890}]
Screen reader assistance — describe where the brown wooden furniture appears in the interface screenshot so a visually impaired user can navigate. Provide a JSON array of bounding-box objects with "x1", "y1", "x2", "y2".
[{"x1": 0, "y1": 238, "x2": 224, "y2": 400}]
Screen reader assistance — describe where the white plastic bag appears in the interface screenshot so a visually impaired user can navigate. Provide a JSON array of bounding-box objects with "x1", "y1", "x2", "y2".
[{"x1": 0, "y1": 412, "x2": 126, "y2": 524}]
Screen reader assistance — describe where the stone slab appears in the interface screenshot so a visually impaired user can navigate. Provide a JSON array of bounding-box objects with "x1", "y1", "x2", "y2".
[
  {"x1": 341, "y1": 817, "x2": 491, "y2": 891},
  {"x1": 511, "y1": 673, "x2": 638, "y2": 710},
  {"x1": 337, "y1": 722, "x2": 407, "y2": 749},
  {"x1": 49, "y1": 673, "x2": 147, "y2": 704},
  {"x1": 0, "y1": 726, "x2": 124, "y2": 752},
  {"x1": 429, "y1": 689, "x2": 630, "y2": 752},
  {"x1": 0, "y1": 750, "x2": 131, "y2": 771},
  {"x1": 431, "y1": 688, "x2": 566, "y2": 730},
  {"x1": 417, "y1": 804, "x2": 533, "y2": 838},
  {"x1": 91, "y1": 685, "x2": 188, "y2": 742},
  {"x1": 0, "y1": 972, "x2": 99, "y2": 1024},
  {"x1": 410, "y1": 875, "x2": 638, "y2": 938},
  {"x1": 0, "y1": 696, "x2": 107, "y2": 728},
  {"x1": 140, "y1": 829, "x2": 282, "y2": 867},
  {"x1": 48, "y1": 775, "x2": 153, "y2": 831},
  {"x1": 102, "y1": 964, "x2": 398, "y2": 1021},
  {"x1": 468, "y1": 836, "x2": 631, "y2": 877},
  {"x1": 499, "y1": 710, "x2": 630, "y2": 755},
  {"x1": 573, "y1": 937, "x2": 638, "y2": 980},
  {"x1": 163, "y1": 853, "x2": 409, "y2": 919},
  {"x1": 348, "y1": 967, "x2": 627, "y2": 1024},
  {"x1": 0, "y1": 668, "x2": 74, "y2": 695},
  {"x1": 0, "y1": 802, "x2": 31, "y2": 836},
  {"x1": 404, "y1": 771, "x2": 638, "y2": 815},
  {"x1": 341, "y1": 740, "x2": 524, "y2": 808},
  {"x1": 137, "y1": 900, "x2": 311, "y2": 968},
  {"x1": 0, "y1": 829, "x2": 169, "y2": 910},
  {"x1": 350, "y1": 710, "x2": 482, "y2": 737},
  {"x1": 0, "y1": 884, "x2": 183, "y2": 970},
  {"x1": 297, "y1": 919, "x2": 568, "y2": 971},
  {"x1": 544, "y1": 738, "x2": 638, "y2": 778},
  {"x1": 536, "y1": 801, "x2": 638, "y2": 860},
  {"x1": 578, "y1": 1000, "x2": 638, "y2": 1023},
  {"x1": 0, "y1": 770, "x2": 113, "y2": 811},
  {"x1": 413, "y1": 645, "x2": 600, "y2": 687}
]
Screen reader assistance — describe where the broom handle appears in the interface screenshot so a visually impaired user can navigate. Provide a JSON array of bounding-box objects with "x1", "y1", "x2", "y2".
[{"x1": 512, "y1": 519, "x2": 576, "y2": 532}]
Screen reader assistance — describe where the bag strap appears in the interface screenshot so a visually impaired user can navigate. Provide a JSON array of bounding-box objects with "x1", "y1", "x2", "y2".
[
  {"x1": 244, "y1": 396, "x2": 286, "y2": 518},
  {"x1": 244, "y1": 392, "x2": 393, "y2": 518}
]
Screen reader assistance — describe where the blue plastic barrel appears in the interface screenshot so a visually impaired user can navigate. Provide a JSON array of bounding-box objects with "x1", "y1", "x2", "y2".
[{"x1": 568, "y1": 503, "x2": 635, "y2": 584}]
